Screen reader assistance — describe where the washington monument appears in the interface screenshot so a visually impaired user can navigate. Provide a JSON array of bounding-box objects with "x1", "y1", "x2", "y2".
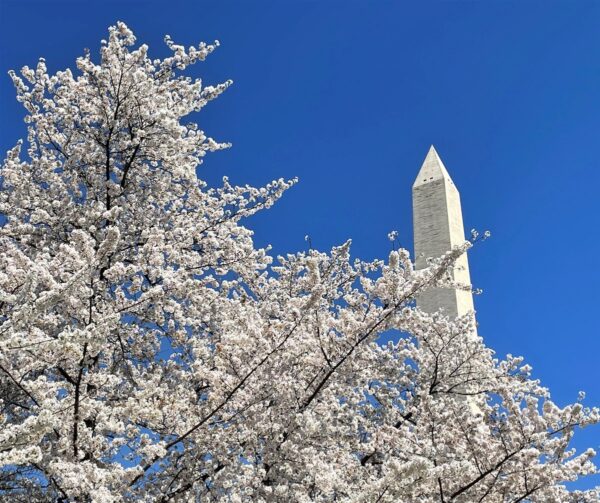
[{"x1": 412, "y1": 146, "x2": 475, "y2": 319}]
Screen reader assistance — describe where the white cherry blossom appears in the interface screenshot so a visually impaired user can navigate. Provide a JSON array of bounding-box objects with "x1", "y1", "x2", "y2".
[{"x1": 0, "y1": 22, "x2": 598, "y2": 502}]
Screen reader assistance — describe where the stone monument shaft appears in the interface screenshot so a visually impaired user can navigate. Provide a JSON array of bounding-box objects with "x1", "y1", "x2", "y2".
[{"x1": 412, "y1": 146, "x2": 475, "y2": 318}]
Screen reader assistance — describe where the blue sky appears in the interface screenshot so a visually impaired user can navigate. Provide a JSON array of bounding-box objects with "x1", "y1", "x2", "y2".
[{"x1": 1, "y1": 0, "x2": 599, "y2": 489}]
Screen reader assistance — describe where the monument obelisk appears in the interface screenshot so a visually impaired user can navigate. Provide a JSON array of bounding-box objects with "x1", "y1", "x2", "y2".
[{"x1": 412, "y1": 146, "x2": 475, "y2": 319}]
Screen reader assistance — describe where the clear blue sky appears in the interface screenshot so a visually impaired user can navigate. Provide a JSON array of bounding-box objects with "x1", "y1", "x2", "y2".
[{"x1": 1, "y1": 0, "x2": 599, "y2": 489}]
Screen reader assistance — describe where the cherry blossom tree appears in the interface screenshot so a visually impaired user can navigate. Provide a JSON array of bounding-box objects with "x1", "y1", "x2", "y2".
[{"x1": 1, "y1": 22, "x2": 598, "y2": 502}]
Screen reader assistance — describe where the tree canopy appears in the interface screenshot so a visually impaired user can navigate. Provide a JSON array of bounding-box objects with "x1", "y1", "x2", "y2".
[{"x1": 0, "y1": 23, "x2": 598, "y2": 502}]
